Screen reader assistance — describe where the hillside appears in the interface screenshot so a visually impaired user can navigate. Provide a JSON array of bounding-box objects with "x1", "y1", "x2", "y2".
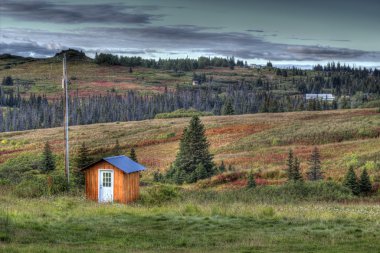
[
  {"x1": 1, "y1": 108, "x2": 379, "y2": 182},
  {"x1": 1, "y1": 53, "x2": 263, "y2": 98}
]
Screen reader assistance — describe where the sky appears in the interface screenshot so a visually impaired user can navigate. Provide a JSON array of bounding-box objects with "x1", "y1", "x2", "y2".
[{"x1": 1, "y1": 0, "x2": 380, "y2": 67}]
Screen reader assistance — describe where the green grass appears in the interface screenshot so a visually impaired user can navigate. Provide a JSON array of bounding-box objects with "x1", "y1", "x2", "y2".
[
  {"x1": 155, "y1": 108, "x2": 214, "y2": 119},
  {"x1": 1, "y1": 187, "x2": 379, "y2": 253}
]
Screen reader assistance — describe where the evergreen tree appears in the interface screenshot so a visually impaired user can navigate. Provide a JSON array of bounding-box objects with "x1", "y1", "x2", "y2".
[
  {"x1": 344, "y1": 167, "x2": 359, "y2": 195},
  {"x1": 195, "y1": 163, "x2": 208, "y2": 181},
  {"x1": 168, "y1": 116, "x2": 215, "y2": 183},
  {"x1": 41, "y1": 141, "x2": 55, "y2": 173},
  {"x1": 307, "y1": 146, "x2": 323, "y2": 181},
  {"x1": 359, "y1": 169, "x2": 372, "y2": 195},
  {"x1": 129, "y1": 147, "x2": 138, "y2": 162},
  {"x1": 292, "y1": 157, "x2": 303, "y2": 181},
  {"x1": 223, "y1": 100, "x2": 235, "y2": 115},
  {"x1": 153, "y1": 171, "x2": 163, "y2": 182},
  {"x1": 113, "y1": 139, "x2": 122, "y2": 155},
  {"x1": 75, "y1": 142, "x2": 92, "y2": 186},
  {"x1": 247, "y1": 171, "x2": 256, "y2": 189},
  {"x1": 1, "y1": 76, "x2": 14, "y2": 86},
  {"x1": 286, "y1": 149, "x2": 294, "y2": 181},
  {"x1": 219, "y1": 161, "x2": 226, "y2": 173}
]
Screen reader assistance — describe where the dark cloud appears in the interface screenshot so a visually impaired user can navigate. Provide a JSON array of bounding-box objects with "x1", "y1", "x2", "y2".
[
  {"x1": 2, "y1": 25, "x2": 380, "y2": 63},
  {"x1": 1, "y1": 0, "x2": 162, "y2": 24},
  {"x1": 88, "y1": 26, "x2": 379, "y2": 62},
  {"x1": 290, "y1": 37, "x2": 351, "y2": 43},
  {"x1": 0, "y1": 42, "x2": 66, "y2": 57},
  {"x1": 246, "y1": 29, "x2": 264, "y2": 33}
]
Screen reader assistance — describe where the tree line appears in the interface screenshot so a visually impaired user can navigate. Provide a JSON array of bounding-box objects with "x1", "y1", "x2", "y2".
[
  {"x1": 95, "y1": 53, "x2": 238, "y2": 71},
  {"x1": 0, "y1": 84, "x2": 346, "y2": 132}
]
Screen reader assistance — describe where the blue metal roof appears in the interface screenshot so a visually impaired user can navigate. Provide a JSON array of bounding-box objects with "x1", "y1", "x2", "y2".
[{"x1": 103, "y1": 155, "x2": 145, "y2": 174}]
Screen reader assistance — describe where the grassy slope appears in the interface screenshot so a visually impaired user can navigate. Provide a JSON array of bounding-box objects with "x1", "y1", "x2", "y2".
[
  {"x1": 1, "y1": 109, "x2": 379, "y2": 181},
  {"x1": 0, "y1": 56, "x2": 300, "y2": 99}
]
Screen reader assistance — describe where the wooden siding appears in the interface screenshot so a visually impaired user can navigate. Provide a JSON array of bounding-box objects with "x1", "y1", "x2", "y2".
[{"x1": 84, "y1": 161, "x2": 140, "y2": 203}]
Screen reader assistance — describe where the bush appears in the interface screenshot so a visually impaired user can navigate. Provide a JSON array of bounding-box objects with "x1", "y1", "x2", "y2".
[
  {"x1": 14, "y1": 175, "x2": 47, "y2": 198},
  {"x1": 197, "y1": 171, "x2": 246, "y2": 188},
  {"x1": 140, "y1": 185, "x2": 180, "y2": 206},
  {"x1": 0, "y1": 153, "x2": 42, "y2": 184}
]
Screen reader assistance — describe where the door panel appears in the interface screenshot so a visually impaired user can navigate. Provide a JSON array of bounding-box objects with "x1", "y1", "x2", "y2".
[{"x1": 99, "y1": 170, "x2": 113, "y2": 202}]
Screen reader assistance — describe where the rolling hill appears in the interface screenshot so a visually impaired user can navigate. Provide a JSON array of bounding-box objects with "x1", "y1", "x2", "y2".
[{"x1": 1, "y1": 108, "x2": 379, "y2": 183}]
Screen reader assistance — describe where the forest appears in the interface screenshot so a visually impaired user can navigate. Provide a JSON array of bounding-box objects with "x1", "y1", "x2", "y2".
[{"x1": 0, "y1": 55, "x2": 379, "y2": 132}]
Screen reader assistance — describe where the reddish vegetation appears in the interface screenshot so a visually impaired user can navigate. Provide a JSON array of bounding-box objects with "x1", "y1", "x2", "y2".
[
  {"x1": 135, "y1": 135, "x2": 181, "y2": 147},
  {"x1": 206, "y1": 124, "x2": 271, "y2": 136}
]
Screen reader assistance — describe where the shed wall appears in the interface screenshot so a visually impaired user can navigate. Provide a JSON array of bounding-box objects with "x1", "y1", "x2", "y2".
[{"x1": 84, "y1": 161, "x2": 140, "y2": 203}]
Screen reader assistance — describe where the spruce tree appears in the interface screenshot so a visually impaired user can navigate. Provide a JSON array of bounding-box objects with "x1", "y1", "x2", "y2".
[
  {"x1": 286, "y1": 149, "x2": 294, "y2": 181},
  {"x1": 129, "y1": 147, "x2": 138, "y2": 162},
  {"x1": 359, "y1": 169, "x2": 372, "y2": 195},
  {"x1": 223, "y1": 100, "x2": 234, "y2": 115},
  {"x1": 168, "y1": 116, "x2": 215, "y2": 183},
  {"x1": 42, "y1": 141, "x2": 55, "y2": 173},
  {"x1": 219, "y1": 161, "x2": 226, "y2": 173},
  {"x1": 307, "y1": 146, "x2": 323, "y2": 181},
  {"x1": 195, "y1": 163, "x2": 207, "y2": 181},
  {"x1": 344, "y1": 167, "x2": 359, "y2": 195},
  {"x1": 292, "y1": 157, "x2": 303, "y2": 181},
  {"x1": 75, "y1": 142, "x2": 92, "y2": 186},
  {"x1": 247, "y1": 171, "x2": 256, "y2": 189}
]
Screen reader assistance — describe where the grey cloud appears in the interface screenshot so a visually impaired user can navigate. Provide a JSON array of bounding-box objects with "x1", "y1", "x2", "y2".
[
  {"x1": 0, "y1": 42, "x2": 66, "y2": 57},
  {"x1": 1, "y1": 0, "x2": 162, "y2": 24},
  {"x1": 2, "y1": 25, "x2": 380, "y2": 63},
  {"x1": 246, "y1": 29, "x2": 264, "y2": 33}
]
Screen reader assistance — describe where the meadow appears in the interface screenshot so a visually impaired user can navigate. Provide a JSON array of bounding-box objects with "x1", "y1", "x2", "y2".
[
  {"x1": 0, "y1": 184, "x2": 379, "y2": 253},
  {"x1": 1, "y1": 108, "x2": 379, "y2": 181},
  {"x1": 1, "y1": 98, "x2": 380, "y2": 252}
]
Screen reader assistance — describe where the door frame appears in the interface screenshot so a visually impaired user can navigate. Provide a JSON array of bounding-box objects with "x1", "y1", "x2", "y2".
[{"x1": 98, "y1": 169, "x2": 114, "y2": 203}]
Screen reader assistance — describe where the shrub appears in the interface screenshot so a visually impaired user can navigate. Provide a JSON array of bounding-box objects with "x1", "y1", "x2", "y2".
[
  {"x1": 140, "y1": 185, "x2": 180, "y2": 206},
  {"x1": 48, "y1": 170, "x2": 68, "y2": 195},
  {"x1": 0, "y1": 153, "x2": 42, "y2": 184},
  {"x1": 260, "y1": 169, "x2": 286, "y2": 180},
  {"x1": 14, "y1": 176, "x2": 47, "y2": 198}
]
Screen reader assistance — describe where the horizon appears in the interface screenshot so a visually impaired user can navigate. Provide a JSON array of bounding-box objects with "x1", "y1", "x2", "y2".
[
  {"x1": 1, "y1": 0, "x2": 380, "y2": 68},
  {"x1": 2, "y1": 49, "x2": 379, "y2": 70}
]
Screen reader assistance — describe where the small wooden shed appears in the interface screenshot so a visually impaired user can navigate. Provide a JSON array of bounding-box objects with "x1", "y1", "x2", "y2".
[{"x1": 82, "y1": 155, "x2": 145, "y2": 203}]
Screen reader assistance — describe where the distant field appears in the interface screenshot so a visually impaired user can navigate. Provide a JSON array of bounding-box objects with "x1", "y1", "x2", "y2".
[
  {"x1": 0, "y1": 56, "x2": 295, "y2": 99},
  {"x1": 1, "y1": 108, "x2": 379, "y2": 182}
]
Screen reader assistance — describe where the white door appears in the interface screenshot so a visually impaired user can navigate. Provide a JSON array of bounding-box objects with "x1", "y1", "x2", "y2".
[{"x1": 99, "y1": 170, "x2": 114, "y2": 203}]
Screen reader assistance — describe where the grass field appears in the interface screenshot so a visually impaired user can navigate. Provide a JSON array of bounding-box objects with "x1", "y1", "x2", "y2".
[
  {"x1": 1, "y1": 108, "x2": 380, "y2": 252},
  {"x1": 1, "y1": 187, "x2": 380, "y2": 253}
]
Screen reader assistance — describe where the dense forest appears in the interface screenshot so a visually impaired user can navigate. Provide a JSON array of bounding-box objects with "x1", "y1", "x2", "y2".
[
  {"x1": 0, "y1": 82, "x2": 366, "y2": 132},
  {"x1": 0, "y1": 57, "x2": 379, "y2": 132},
  {"x1": 94, "y1": 53, "x2": 243, "y2": 70}
]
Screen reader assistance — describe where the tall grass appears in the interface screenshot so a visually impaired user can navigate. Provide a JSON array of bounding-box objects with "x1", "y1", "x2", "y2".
[{"x1": 1, "y1": 185, "x2": 379, "y2": 252}]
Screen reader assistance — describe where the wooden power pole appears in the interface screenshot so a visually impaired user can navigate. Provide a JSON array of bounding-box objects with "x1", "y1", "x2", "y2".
[{"x1": 62, "y1": 54, "x2": 70, "y2": 189}]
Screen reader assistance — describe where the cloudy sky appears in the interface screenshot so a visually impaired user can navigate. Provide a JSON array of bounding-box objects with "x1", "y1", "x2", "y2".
[{"x1": 1, "y1": 0, "x2": 380, "y2": 67}]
